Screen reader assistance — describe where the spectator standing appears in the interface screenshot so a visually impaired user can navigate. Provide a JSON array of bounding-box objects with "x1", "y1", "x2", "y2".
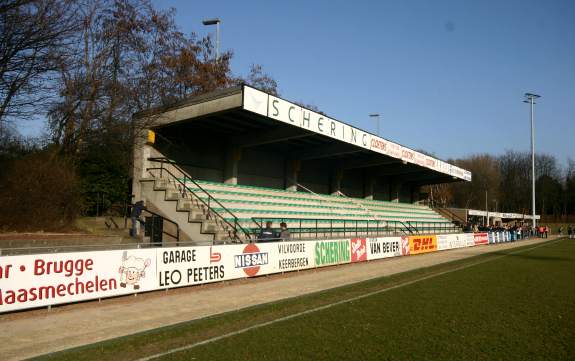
[
  {"x1": 279, "y1": 222, "x2": 291, "y2": 241},
  {"x1": 130, "y1": 200, "x2": 145, "y2": 237},
  {"x1": 568, "y1": 225, "x2": 573, "y2": 239}
]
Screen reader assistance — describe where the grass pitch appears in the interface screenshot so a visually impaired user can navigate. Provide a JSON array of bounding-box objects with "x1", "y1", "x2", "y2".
[{"x1": 40, "y1": 239, "x2": 575, "y2": 361}]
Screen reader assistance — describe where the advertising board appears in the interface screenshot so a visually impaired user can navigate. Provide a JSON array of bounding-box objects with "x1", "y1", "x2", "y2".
[
  {"x1": 474, "y1": 232, "x2": 489, "y2": 245},
  {"x1": 437, "y1": 234, "x2": 468, "y2": 251},
  {"x1": 350, "y1": 238, "x2": 368, "y2": 262},
  {"x1": 465, "y1": 233, "x2": 475, "y2": 247},
  {"x1": 0, "y1": 249, "x2": 156, "y2": 313},
  {"x1": 314, "y1": 239, "x2": 351, "y2": 267},
  {"x1": 366, "y1": 237, "x2": 403, "y2": 260},
  {"x1": 1, "y1": 231, "x2": 496, "y2": 313},
  {"x1": 409, "y1": 235, "x2": 437, "y2": 255}
]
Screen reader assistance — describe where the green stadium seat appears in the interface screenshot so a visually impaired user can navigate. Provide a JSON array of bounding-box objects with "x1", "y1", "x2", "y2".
[{"x1": 176, "y1": 180, "x2": 456, "y2": 237}]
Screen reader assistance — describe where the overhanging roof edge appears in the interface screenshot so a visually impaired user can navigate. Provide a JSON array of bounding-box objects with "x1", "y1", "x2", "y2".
[
  {"x1": 241, "y1": 84, "x2": 472, "y2": 182},
  {"x1": 133, "y1": 86, "x2": 243, "y2": 120}
]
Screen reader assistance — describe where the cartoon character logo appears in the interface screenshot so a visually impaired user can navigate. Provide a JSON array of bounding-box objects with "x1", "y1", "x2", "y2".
[
  {"x1": 351, "y1": 238, "x2": 367, "y2": 262},
  {"x1": 119, "y1": 251, "x2": 151, "y2": 290}
]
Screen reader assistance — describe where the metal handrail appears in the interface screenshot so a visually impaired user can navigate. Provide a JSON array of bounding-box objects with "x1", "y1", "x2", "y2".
[
  {"x1": 434, "y1": 207, "x2": 466, "y2": 224},
  {"x1": 146, "y1": 158, "x2": 253, "y2": 242},
  {"x1": 406, "y1": 220, "x2": 460, "y2": 234},
  {"x1": 251, "y1": 217, "x2": 417, "y2": 241},
  {"x1": 137, "y1": 207, "x2": 180, "y2": 243},
  {"x1": 292, "y1": 181, "x2": 341, "y2": 217},
  {"x1": 335, "y1": 190, "x2": 381, "y2": 221},
  {"x1": 399, "y1": 220, "x2": 415, "y2": 234}
]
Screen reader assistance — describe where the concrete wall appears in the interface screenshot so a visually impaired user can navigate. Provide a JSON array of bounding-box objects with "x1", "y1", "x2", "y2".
[
  {"x1": 400, "y1": 184, "x2": 412, "y2": 203},
  {"x1": 340, "y1": 171, "x2": 364, "y2": 198},
  {"x1": 136, "y1": 129, "x2": 415, "y2": 204},
  {"x1": 374, "y1": 177, "x2": 391, "y2": 202},
  {"x1": 297, "y1": 160, "x2": 330, "y2": 194},
  {"x1": 153, "y1": 134, "x2": 223, "y2": 182},
  {"x1": 237, "y1": 148, "x2": 284, "y2": 189}
]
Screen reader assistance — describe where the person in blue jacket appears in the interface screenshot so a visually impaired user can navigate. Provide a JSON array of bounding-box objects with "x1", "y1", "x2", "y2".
[
  {"x1": 258, "y1": 221, "x2": 278, "y2": 242},
  {"x1": 130, "y1": 200, "x2": 145, "y2": 237}
]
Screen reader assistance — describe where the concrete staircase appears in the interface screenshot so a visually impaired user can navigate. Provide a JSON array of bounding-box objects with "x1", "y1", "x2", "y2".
[
  {"x1": 140, "y1": 178, "x2": 246, "y2": 245},
  {"x1": 434, "y1": 207, "x2": 466, "y2": 225}
]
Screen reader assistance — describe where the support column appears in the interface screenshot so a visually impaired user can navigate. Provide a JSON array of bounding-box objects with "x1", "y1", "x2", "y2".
[
  {"x1": 131, "y1": 128, "x2": 151, "y2": 201},
  {"x1": 363, "y1": 174, "x2": 376, "y2": 200},
  {"x1": 410, "y1": 185, "x2": 421, "y2": 204},
  {"x1": 390, "y1": 179, "x2": 401, "y2": 203},
  {"x1": 285, "y1": 159, "x2": 301, "y2": 192},
  {"x1": 330, "y1": 169, "x2": 344, "y2": 196},
  {"x1": 224, "y1": 146, "x2": 241, "y2": 185}
]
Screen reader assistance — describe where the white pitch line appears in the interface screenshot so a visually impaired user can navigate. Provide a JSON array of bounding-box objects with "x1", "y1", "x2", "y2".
[{"x1": 136, "y1": 240, "x2": 559, "y2": 361}]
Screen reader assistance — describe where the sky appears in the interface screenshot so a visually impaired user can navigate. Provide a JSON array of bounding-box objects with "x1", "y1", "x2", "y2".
[{"x1": 19, "y1": 0, "x2": 575, "y2": 165}]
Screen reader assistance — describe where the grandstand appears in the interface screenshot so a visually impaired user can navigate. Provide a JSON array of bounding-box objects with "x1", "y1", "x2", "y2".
[{"x1": 133, "y1": 85, "x2": 471, "y2": 245}]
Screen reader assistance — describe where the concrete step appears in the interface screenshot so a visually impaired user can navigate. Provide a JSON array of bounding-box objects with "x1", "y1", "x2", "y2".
[
  {"x1": 202, "y1": 220, "x2": 217, "y2": 232},
  {"x1": 164, "y1": 188, "x2": 181, "y2": 200},
  {"x1": 154, "y1": 178, "x2": 170, "y2": 189},
  {"x1": 143, "y1": 177, "x2": 250, "y2": 244},
  {"x1": 189, "y1": 209, "x2": 206, "y2": 221},
  {"x1": 178, "y1": 199, "x2": 193, "y2": 210}
]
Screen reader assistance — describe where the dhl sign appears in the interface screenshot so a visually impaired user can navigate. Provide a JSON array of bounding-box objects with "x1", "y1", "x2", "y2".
[{"x1": 408, "y1": 235, "x2": 437, "y2": 255}]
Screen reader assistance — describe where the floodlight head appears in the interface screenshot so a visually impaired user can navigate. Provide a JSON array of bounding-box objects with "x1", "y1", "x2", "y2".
[
  {"x1": 524, "y1": 92, "x2": 541, "y2": 99},
  {"x1": 369, "y1": 113, "x2": 380, "y2": 117},
  {"x1": 202, "y1": 18, "x2": 220, "y2": 26}
]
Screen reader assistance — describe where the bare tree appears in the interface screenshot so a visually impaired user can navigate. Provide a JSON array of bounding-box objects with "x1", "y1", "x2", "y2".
[
  {"x1": 449, "y1": 154, "x2": 500, "y2": 210},
  {"x1": 48, "y1": 0, "x2": 241, "y2": 156},
  {"x1": 243, "y1": 64, "x2": 278, "y2": 96},
  {"x1": 0, "y1": 0, "x2": 78, "y2": 123}
]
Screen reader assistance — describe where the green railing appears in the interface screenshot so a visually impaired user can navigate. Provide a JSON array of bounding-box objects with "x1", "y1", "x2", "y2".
[
  {"x1": 146, "y1": 158, "x2": 253, "y2": 243},
  {"x1": 406, "y1": 221, "x2": 461, "y2": 234},
  {"x1": 250, "y1": 217, "x2": 413, "y2": 241}
]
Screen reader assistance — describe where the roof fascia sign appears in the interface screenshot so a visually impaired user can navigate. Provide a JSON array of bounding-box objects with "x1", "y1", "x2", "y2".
[{"x1": 242, "y1": 85, "x2": 472, "y2": 182}]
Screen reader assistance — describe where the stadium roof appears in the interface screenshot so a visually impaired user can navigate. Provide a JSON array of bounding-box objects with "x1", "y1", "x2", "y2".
[{"x1": 134, "y1": 85, "x2": 472, "y2": 186}]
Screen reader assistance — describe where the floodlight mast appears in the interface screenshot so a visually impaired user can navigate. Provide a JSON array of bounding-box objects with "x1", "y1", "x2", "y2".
[
  {"x1": 369, "y1": 113, "x2": 381, "y2": 136},
  {"x1": 523, "y1": 92, "x2": 540, "y2": 228},
  {"x1": 202, "y1": 18, "x2": 221, "y2": 63}
]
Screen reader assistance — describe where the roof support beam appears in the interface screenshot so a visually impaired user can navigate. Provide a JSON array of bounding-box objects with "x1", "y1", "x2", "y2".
[
  {"x1": 233, "y1": 126, "x2": 314, "y2": 148},
  {"x1": 407, "y1": 177, "x2": 462, "y2": 187},
  {"x1": 339, "y1": 156, "x2": 401, "y2": 170},
  {"x1": 375, "y1": 164, "x2": 425, "y2": 176},
  {"x1": 294, "y1": 143, "x2": 363, "y2": 161}
]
